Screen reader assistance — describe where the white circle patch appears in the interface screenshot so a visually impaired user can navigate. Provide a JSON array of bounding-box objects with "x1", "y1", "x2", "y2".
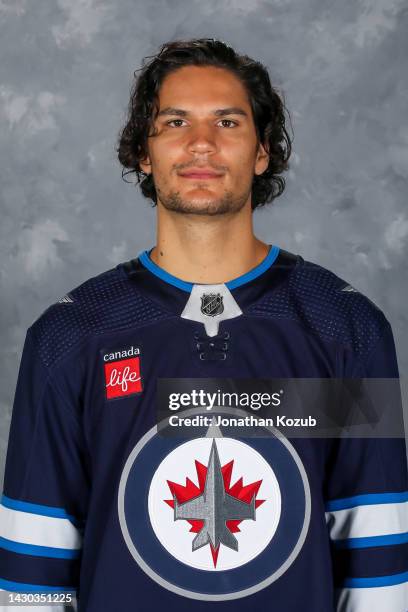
[{"x1": 148, "y1": 437, "x2": 281, "y2": 571}]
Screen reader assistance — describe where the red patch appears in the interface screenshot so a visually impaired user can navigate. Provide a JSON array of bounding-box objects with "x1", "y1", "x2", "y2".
[{"x1": 104, "y1": 357, "x2": 143, "y2": 399}]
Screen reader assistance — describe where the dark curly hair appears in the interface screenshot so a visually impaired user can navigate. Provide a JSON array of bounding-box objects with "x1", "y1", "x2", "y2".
[{"x1": 116, "y1": 38, "x2": 292, "y2": 210}]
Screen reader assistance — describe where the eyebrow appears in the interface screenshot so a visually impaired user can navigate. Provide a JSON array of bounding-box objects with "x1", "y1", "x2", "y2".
[{"x1": 156, "y1": 106, "x2": 248, "y2": 118}]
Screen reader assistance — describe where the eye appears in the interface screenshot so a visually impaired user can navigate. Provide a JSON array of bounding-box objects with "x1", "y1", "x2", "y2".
[
  {"x1": 166, "y1": 119, "x2": 187, "y2": 127},
  {"x1": 217, "y1": 119, "x2": 238, "y2": 128},
  {"x1": 164, "y1": 118, "x2": 238, "y2": 128}
]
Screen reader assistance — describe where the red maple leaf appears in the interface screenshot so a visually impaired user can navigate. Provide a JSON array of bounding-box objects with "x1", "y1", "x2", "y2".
[{"x1": 164, "y1": 458, "x2": 265, "y2": 567}]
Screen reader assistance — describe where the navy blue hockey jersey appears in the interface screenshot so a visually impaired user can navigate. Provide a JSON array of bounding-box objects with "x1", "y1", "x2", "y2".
[{"x1": 1, "y1": 246, "x2": 407, "y2": 611}]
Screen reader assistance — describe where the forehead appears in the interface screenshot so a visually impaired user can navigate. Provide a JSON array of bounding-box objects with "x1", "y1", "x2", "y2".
[{"x1": 156, "y1": 65, "x2": 251, "y2": 111}]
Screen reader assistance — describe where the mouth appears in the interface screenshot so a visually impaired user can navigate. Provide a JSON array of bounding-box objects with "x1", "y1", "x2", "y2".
[
  {"x1": 178, "y1": 169, "x2": 224, "y2": 180},
  {"x1": 179, "y1": 172, "x2": 222, "y2": 181}
]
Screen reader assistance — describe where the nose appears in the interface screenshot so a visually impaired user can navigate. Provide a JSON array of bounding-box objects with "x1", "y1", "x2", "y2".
[{"x1": 186, "y1": 123, "x2": 218, "y2": 156}]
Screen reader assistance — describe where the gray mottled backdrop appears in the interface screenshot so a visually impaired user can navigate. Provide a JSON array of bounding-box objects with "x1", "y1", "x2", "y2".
[{"x1": 1, "y1": 0, "x2": 407, "y2": 483}]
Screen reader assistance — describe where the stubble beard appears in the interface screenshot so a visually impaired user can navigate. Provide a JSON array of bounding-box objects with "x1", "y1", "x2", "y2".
[{"x1": 156, "y1": 186, "x2": 250, "y2": 216}]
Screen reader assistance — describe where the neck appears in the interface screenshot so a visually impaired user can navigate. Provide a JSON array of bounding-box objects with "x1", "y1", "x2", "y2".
[{"x1": 149, "y1": 202, "x2": 269, "y2": 284}]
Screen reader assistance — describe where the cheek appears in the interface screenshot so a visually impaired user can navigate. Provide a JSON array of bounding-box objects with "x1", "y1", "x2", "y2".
[
  {"x1": 223, "y1": 137, "x2": 257, "y2": 168},
  {"x1": 152, "y1": 134, "x2": 184, "y2": 156},
  {"x1": 149, "y1": 151, "x2": 172, "y2": 178},
  {"x1": 230, "y1": 151, "x2": 256, "y2": 182},
  {"x1": 150, "y1": 142, "x2": 180, "y2": 173}
]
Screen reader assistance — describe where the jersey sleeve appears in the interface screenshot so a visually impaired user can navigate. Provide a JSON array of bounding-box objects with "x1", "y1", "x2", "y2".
[
  {"x1": 324, "y1": 321, "x2": 408, "y2": 611},
  {"x1": 0, "y1": 327, "x2": 90, "y2": 611}
]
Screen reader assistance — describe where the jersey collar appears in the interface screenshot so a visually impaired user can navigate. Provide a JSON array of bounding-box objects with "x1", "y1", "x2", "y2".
[
  {"x1": 120, "y1": 245, "x2": 298, "y2": 317},
  {"x1": 138, "y1": 245, "x2": 280, "y2": 293}
]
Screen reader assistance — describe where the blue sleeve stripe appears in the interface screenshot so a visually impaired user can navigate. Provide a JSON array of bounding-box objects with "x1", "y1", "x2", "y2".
[
  {"x1": 1, "y1": 495, "x2": 78, "y2": 523},
  {"x1": 333, "y1": 532, "x2": 408, "y2": 549},
  {"x1": 342, "y1": 570, "x2": 408, "y2": 588},
  {"x1": 0, "y1": 577, "x2": 76, "y2": 592},
  {"x1": 325, "y1": 491, "x2": 408, "y2": 511},
  {"x1": 0, "y1": 537, "x2": 80, "y2": 560}
]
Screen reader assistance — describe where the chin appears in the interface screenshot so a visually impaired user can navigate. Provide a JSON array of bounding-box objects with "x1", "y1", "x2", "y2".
[{"x1": 158, "y1": 187, "x2": 249, "y2": 215}]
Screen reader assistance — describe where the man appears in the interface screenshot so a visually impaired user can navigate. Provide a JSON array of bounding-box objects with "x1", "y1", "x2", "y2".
[{"x1": 1, "y1": 38, "x2": 407, "y2": 611}]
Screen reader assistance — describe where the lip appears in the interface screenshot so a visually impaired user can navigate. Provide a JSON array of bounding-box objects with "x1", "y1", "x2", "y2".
[{"x1": 178, "y1": 168, "x2": 224, "y2": 179}]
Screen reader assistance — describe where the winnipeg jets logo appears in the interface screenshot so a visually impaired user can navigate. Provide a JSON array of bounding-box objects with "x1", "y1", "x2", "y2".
[
  {"x1": 165, "y1": 439, "x2": 264, "y2": 567},
  {"x1": 147, "y1": 434, "x2": 280, "y2": 572},
  {"x1": 118, "y1": 408, "x2": 311, "y2": 600},
  {"x1": 201, "y1": 293, "x2": 224, "y2": 317}
]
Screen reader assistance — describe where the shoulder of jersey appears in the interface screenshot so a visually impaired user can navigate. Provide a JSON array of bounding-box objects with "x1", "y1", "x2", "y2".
[
  {"x1": 28, "y1": 263, "x2": 170, "y2": 369},
  {"x1": 249, "y1": 254, "x2": 388, "y2": 361}
]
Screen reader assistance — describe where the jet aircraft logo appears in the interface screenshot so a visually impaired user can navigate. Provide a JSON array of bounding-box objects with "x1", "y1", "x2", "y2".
[
  {"x1": 165, "y1": 439, "x2": 264, "y2": 567},
  {"x1": 118, "y1": 410, "x2": 311, "y2": 600}
]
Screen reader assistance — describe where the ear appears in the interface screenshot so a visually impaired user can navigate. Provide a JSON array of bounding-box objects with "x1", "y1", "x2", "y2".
[
  {"x1": 254, "y1": 142, "x2": 269, "y2": 176},
  {"x1": 139, "y1": 155, "x2": 152, "y2": 175}
]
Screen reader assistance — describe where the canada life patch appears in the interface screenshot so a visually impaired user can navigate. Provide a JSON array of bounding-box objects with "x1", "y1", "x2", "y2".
[
  {"x1": 102, "y1": 345, "x2": 143, "y2": 399},
  {"x1": 118, "y1": 409, "x2": 311, "y2": 601}
]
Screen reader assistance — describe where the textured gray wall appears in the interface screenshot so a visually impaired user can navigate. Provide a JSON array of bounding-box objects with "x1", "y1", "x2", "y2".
[{"x1": 1, "y1": 0, "x2": 407, "y2": 484}]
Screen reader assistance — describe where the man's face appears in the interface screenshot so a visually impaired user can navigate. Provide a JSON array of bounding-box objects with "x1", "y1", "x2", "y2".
[{"x1": 139, "y1": 65, "x2": 269, "y2": 216}]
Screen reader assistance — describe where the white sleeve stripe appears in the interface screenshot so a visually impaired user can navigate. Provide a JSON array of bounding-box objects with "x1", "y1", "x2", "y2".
[
  {"x1": 325, "y1": 500, "x2": 408, "y2": 540},
  {"x1": 335, "y1": 581, "x2": 408, "y2": 612},
  {"x1": 1, "y1": 495, "x2": 79, "y2": 523},
  {"x1": 0, "y1": 505, "x2": 82, "y2": 550}
]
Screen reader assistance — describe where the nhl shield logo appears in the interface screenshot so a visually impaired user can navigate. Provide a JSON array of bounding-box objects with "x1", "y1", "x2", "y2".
[
  {"x1": 118, "y1": 408, "x2": 311, "y2": 601},
  {"x1": 201, "y1": 293, "x2": 224, "y2": 317}
]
